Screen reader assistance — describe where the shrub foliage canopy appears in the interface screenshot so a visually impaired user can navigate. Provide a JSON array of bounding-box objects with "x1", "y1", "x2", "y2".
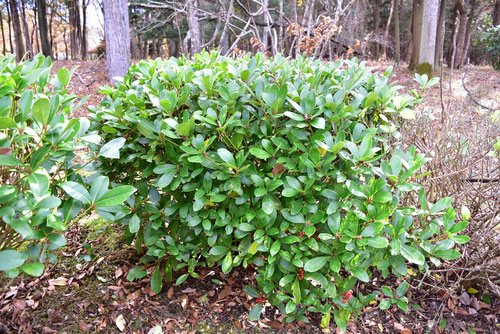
[
  {"x1": 0, "y1": 55, "x2": 135, "y2": 278},
  {"x1": 0, "y1": 52, "x2": 468, "y2": 329},
  {"x1": 89, "y1": 52, "x2": 468, "y2": 328}
]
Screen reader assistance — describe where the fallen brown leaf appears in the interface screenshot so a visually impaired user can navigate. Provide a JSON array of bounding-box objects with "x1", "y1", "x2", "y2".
[
  {"x1": 78, "y1": 320, "x2": 91, "y2": 332},
  {"x1": 115, "y1": 267, "x2": 123, "y2": 279},
  {"x1": 115, "y1": 314, "x2": 126, "y2": 332},
  {"x1": 48, "y1": 277, "x2": 68, "y2": 286},
  {"x1": 167, "y1": 287, "x2": 174, "y2": 298}
]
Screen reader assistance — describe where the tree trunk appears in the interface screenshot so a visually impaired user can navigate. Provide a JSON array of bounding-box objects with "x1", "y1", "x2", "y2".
[
  {"x1": 453, "y1": 0, "x2": 468, "y2": 68},
  {"x1": 20, "y1": 0, "x2": 32, "y2": 59},
  {"x1": 187, "y1": 0, "x2": 201, "y2": 54},
  {"x1": 81, "y1": 0, "x2": 88, "y2": 60},
  {"x1": 33, "y1": 5, "x2": 39, "y2": 54},
  {"x1": 142, "y1": 40, "x2": 148, "y2": 59},
  {"x1": 63, "y1": 27, "x2": 68, "y2": 60},
  {"x1": 493, "y1": 0, "x2": 500, "y2": 26},
  {"x1": 394, "y1": 0, "x2": 401, "y2": 63},
  {"x1": 262, "y1": 0, "x2": 272, "y2": 53},
  {"x1": 278, "y1": 0, "x2": 284, "y2": 53},
  {"x1": 0, "y1": 5, "x2": 6, "y2": 55},
  {"x1": 382, "y1": 0, "x2": 395, "y2": 59},
  {"x1": 103, "y1": 0, "x2": 131, "y2": 81},
  {"x1": 434, "y1": 0, "x2": 446, "y2": 69},
  {"x1": 410, "y1": 0, "x2": 440, "y2": 70},
  {"x1": 37, "y1": 0, "x2": 52, "y2": 57},
  {"x1": 460, "y1": 0, "x2": 476, "y2": 67},
  {"x1": 68, "y1": 0, "x2": 81, "y2": 59},
  {"x1": 373, "y1": 0, "x2": 382, "y2": 59},
  {"x1": 8, "y1": 0, "x2": 24, "y2": 61},
  {"x1": 6, "y1": 1, "x2": 14, "y2": 54},
  {"x1": 217, "y1": 0, "x2": 233, "y2": 55}
]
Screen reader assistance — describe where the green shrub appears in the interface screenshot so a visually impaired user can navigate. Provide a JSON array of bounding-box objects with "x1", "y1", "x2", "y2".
[
  {"x1": 478, "y1": 25, "x2": 500, "y2": 70},
  {"x1": 0, "y1": 55, "x2": 135, "y2": 278},
  {"x1": 89, "y1": 51, "x2": 468, "y2": 329}
]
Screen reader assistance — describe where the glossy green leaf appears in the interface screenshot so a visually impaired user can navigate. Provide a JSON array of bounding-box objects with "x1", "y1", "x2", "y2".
[
  {"x1": 304, "y1": 256, "x2": 329, "y2": 272},
  {"x1": 0, "y1": 250, "x2": 27, "y2": 271},
  {"x1": 99, "y1": 137, "x2": 126, "y2": 159},
  {"x1": 32, "y1": 98, "x2": 51, "y2": 125},
  {"x1": 0, "y1": 117, "x2": 16, "y2": 129},
  {"x1": 400, "y1": 244, "x2": 425, "y2": 266},
  {"x1": 20, "y1": 262, "x2": 44, "y2": 277},
  {"x1": 151, "y1": 266, "x2": 163, "y2": 294},
  {"x1": 217, "y1": 148, "x2": 235, "y2": 165},
  {"x1": 61, "y1": 181, "x2": 91, "y2": 204},
  {"x1": 57, "y1": 67, "x2": 71, "y2": 87},
  {"x1": 248, "y1": 303, "x2": 263, "y2": 321},
  {"x1": 95, "y1": 185, "x2": 136, "y2": 207}
]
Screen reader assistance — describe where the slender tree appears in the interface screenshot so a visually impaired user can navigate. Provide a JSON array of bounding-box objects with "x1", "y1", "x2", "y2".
[
  {"x1": 103, "y1": 0, "x2": 130, "y2": 80},
  {"x1": 8, "y1": 0, "x2": 24, "y2": 61},
  {"x1": 20, "y1": 0, "x2": 33, "y2": 59},
  {"x1": 493, "y1": 0, "x2": 500, "y2": 26},
  {"x1": 394, "y1": 0, "x2": 401, "y2": 63},
  {"x1": 37, "y1": 0, "x2": 51, "y2": 57},
  {"x1": 186, "y1": 0, "x2": 201, "y2": 54},
  {"x1": 6, "y1": 0, "x2": 13, "y2": 55},
  {"x1": 373, "y1": 0, "x2": 382, "y2": 58},
  {"x1": 434, "y1": 0, "x2": 447, "y2": 69},
  {"x1": 453, "y1": 0, "x2": 468, "y2": 68},
  {"x1": 68, "y1": 0, "x2": 81, "y2": 59},
  {"x1": 81, "y1": 0, "x2": 89, "y2": 59},
  {"x1": 0, "y1": 4, "x2": 6, "y2": 54}
]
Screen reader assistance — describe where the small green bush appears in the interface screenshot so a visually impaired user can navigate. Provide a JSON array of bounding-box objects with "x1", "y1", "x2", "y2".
[
  {"x1": 0, "y1": 55, "x2": 135, "y2": 278},
  {"x1": 478, "y1": 25, "x2": 500, "y2": 70},
  {"x1": 89, "y1": 51, "x2": 468, "y2": 329}
]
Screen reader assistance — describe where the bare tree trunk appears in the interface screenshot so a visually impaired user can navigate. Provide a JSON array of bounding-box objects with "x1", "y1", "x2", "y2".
[
  {"x1": 382, "y1": 0, "x2": 395, "y2": 59},
  {"x1": 453, "y1": 0, "x2": 468, "y2": 68},
  {"x1": 434, "y1": 0, "x2": 446, "y2": 69},
  {"x1": 8, "y1": 0, "x2": 25, "y2": 61},
  {"x1": 37, "y1": 0, "x2": 52, "y2": 57},
  {"x1": 409, "y1": 0, "x2": 423, "y2": 69},
  {"x1": 6, "y1": 1, "x2": 14, "y2": 54},
  {"x1": 410, "y1": 0, "x2": 439, "y2": 70},
  {"x1": 20, "y1": 0, "x2": 33, "y2": 59},
  {"x1": 142, "y1": 40, "x2": 148, "y2": 59},
  {"x1": 68, "y1": 0, "x2": 81, "y2": 59},
  {"x1": 217, "y1": 0, "x2": 234, "y2": 54},
  {"x1": 373, "y1": 0, "x2": 381, "y2": 58},
  {"x1": 461, "y1": 0, "x2": 476, "y2": 67},
  {"x1": 394, "y1": 0, "x2": 401, "y2": 63},
  {"x1": 48, "y1": 0, "x2": 54, "y2": 57},
  {"x1": 187, "y1": 0, "x2": 201, "y2": 54},
  {"x1": 81, "y1": 0, "x2": 88, "y2": 60},
  {"x1": 262, "y1": 0, "x2": 272, "y2": 53},
  {"x1": 493, "y1": 0, "x2": 500, "y2": 26},
  {"x1": 32, "y1": 5, "x2": 39, "y2": 54},
  {"x1": 63, "y1": 26, "x2": 68, "y2": 60},
  {"x1": 278, "y1": 0, "x2": 284, "y2": 53},
  {"x1": 0, "y1": 6, "x2": 6, "y2": 55},
  {"x1": 103, "y1": 0, "x2": 130, "y2": 81},
  {"x1": 404, "y1": 2, "x2": 414, "y2": 62}
]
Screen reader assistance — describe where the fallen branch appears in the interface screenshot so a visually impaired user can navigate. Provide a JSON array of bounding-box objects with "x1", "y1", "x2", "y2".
[{"x1": 462, "y1": 66, "x2": 496, "y2": 111}]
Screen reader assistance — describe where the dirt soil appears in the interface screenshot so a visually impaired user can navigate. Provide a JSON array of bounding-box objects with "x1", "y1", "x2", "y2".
[{"x1": 0, "y1": 59, "x2": 498, "y2": 334}]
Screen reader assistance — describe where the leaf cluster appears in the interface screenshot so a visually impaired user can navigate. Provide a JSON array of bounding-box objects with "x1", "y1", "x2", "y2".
[{"x1": 0, "y1": 55, "x2": 135, "y2": 278}]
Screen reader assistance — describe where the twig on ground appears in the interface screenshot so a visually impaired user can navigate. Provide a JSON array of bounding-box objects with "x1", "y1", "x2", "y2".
[{"x1": 462, "y1": 66, "x2": 496, "y2": 111}]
